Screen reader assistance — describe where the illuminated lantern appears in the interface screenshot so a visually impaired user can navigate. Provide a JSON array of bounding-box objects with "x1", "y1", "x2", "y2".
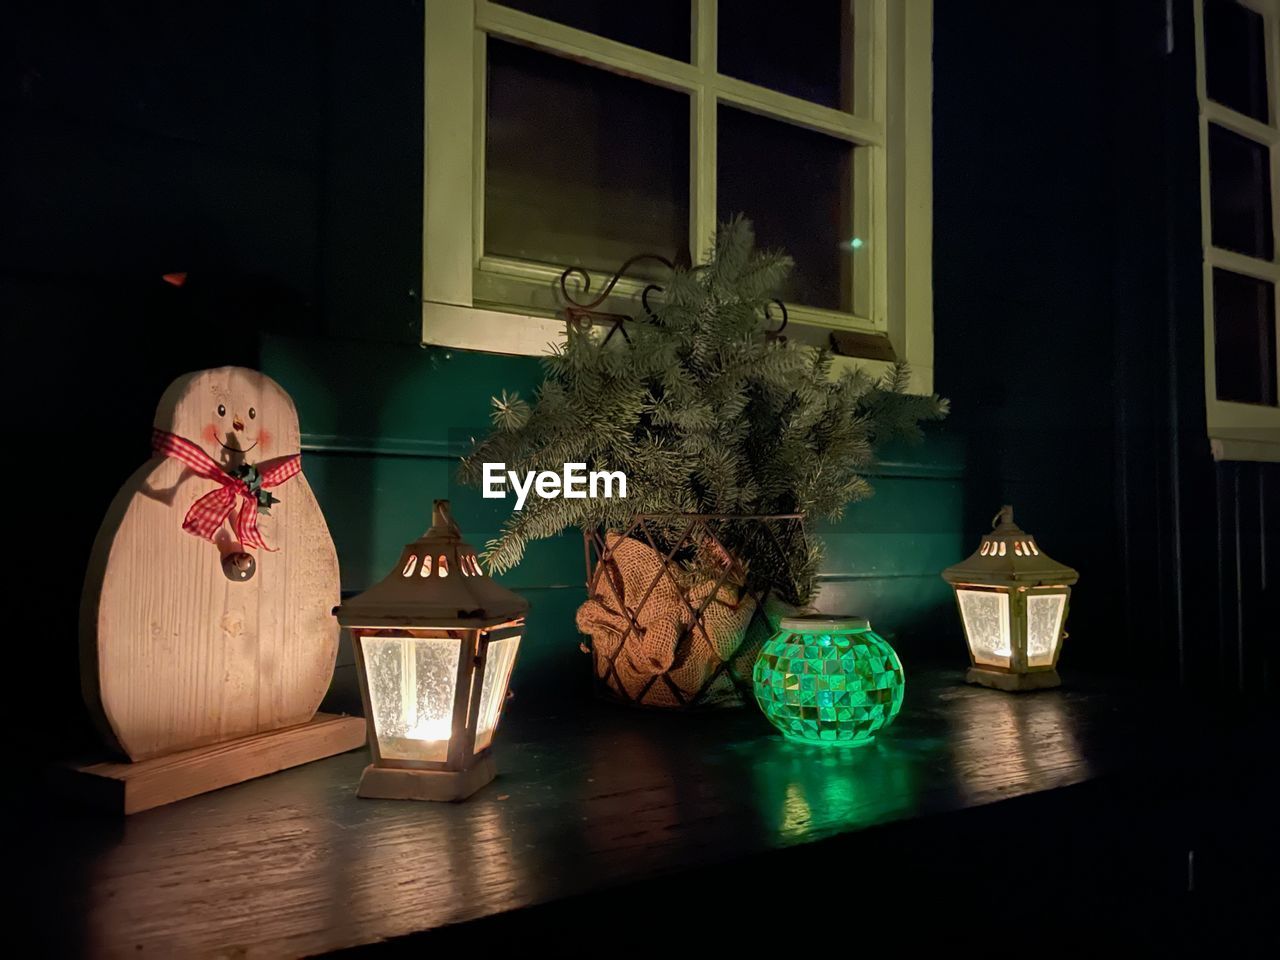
[
  {"x1": 336, "y1": 500, "x2": 526, "y2": 801},
  {"x1": 942, "y1": 506, "x2": 1079, "y2": 691},
  {"x1": 753, "y1": 616, "x2": 905, "y2": 746}
]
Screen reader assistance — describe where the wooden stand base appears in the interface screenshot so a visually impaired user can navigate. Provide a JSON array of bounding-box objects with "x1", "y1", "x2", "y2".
[
  {"x1": 966, "y1": 667, "x2": 1062, "y2": 691},
  {"x1": 58, "y1": 713, "x2": 368, "y2": 815},
  {"x1": 357, "y1": 756, "x2": 496, "y2": 802}
]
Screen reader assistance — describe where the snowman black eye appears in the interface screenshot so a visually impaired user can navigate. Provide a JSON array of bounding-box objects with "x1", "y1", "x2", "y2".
[
  {"x1": 217, "y1": 404, "x2": 226, "y2": 417},
  {"x1": 248, "y1": 407, "x2": 256, "y2": 420}
]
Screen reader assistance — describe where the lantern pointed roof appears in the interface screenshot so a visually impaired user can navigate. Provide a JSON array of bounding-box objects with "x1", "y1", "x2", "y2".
[
  {"x1": 336, "y1": 500, "x2": 529, "y2": 628},
  {"x1": 941, "y1": 505, "x2": 1079, "y2": 586}
]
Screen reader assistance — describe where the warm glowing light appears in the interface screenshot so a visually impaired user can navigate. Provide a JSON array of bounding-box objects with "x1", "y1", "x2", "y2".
[
  {"x1": 1026, "y1": 593, "x2": 1067, "y2": 666},
  {"x1": 942, "y1": 506, "x2": 1079, "y2": 691},
  {"x1": 407, "y1": 717, "x2": 454, "y2": 741},
  {"x1": 957, "y1": 589, "x2": 1012, "y2": 664},
  {"x1": 337, "y1": 500, "x2": 529, "y2": 801},
  {"x1": 475, "y1": 635, "x2": 521, "y2": 751},
  {"x1": 362, "y1": 633, "x2": 460, "y2": 762}
]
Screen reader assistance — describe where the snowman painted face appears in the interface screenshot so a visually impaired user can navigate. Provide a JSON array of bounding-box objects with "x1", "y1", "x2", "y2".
[
  {"x1": 155, "y1": 367, "x2": 299, "y2": 465},
  {"x1": 208, "y1": 387, "x2": 266, "y2": 456}
]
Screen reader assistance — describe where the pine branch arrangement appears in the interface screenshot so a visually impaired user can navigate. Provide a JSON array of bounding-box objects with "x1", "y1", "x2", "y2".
[{"x1": 460, "y1": 217, "x2": 948, "y2": 604}]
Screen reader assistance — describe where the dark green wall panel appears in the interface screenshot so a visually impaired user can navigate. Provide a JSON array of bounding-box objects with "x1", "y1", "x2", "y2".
[
  {"x1": 9, "y1": 0, "x2": 1151, "y2": 762},
  {"x1": 815, "y1": 476, "x2": 967, "y2": 577},
  {"x1": 305, "y1": 448, "x2": 586, "y2": 592},
  {"x1": 262, "y1": 331, "x2": 971, "y2": 701},
  {"x1": 262, "y1": 334, "x2": 543, "y2": 453}
]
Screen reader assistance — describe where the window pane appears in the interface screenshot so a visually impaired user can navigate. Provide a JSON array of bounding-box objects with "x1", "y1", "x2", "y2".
[
  {"x1": 957, "y1": 589, "x2": 1011, "y2": 668},
  {"x1": 475, "y1": 635, "x2": 520, "y2": 752},
  {"x1": 1209, "y1": 124, "x2": 1274, "y2": 260},
  {"x1": 718, "y1": 0, "x2": 854, "y2": 110},
  {"x1": 495, "y1": 0, "x2": 690, "y2": 62},
  {"x1": 718, "y1": 106, "x2": 853, "y2": 312},
  {"x1": 485, "y1": 39, "x2": 690, "y2": 273},
  {"x1": 1204, "y1": 0, "x2": 1269, "y2": 123},
  {"x1": 361, "y1": 634, "x2": 459, "y2": 763},
  {"x1": 1213, "y1": 268, "x2": 1278, "y2": 406},
  {"x1": 1026, "y1": 593, "x2": 1066, "y2": 667}
]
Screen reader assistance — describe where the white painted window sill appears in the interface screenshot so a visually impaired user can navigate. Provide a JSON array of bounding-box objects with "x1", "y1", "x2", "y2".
[{"x1": 421, "y1": 300, "x2": 935, "y2": 394}]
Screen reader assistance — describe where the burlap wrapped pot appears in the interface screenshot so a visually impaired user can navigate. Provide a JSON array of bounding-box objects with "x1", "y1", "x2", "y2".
[{"x1": 578, "y1": 529, "x2": 796, "y2": 708}]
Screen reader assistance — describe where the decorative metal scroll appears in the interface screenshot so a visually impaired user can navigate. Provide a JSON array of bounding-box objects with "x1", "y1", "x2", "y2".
[{"x1": 557, "y1": 256, "x2": 790, "y2": 346}]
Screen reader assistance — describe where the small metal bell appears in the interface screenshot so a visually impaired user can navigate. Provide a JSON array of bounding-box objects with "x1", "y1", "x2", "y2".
[{"x1": 221, "y1": 551, "x2": 257, "y2": 582}]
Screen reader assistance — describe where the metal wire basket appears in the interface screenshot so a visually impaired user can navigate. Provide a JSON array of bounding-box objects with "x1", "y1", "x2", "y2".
[{"x1": 579, "y1": 512, "x2": 807, "y2": 709}]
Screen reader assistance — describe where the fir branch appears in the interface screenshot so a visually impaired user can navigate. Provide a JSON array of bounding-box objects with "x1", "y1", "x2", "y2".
[{"x1": 460, "y1": 217, "x2": 948, "y2": 603}]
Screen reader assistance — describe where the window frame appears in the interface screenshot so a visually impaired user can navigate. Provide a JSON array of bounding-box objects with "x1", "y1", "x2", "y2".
[
  {"x1": 422, "y1": 0, "x2": 934, "y2": 393},
  {"x1": 1194, "y1": 0, "x2": 1280, "y2": 462}
]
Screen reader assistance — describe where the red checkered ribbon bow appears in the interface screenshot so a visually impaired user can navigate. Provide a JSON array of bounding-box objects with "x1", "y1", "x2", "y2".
[{"x1": 151, "y1": 429, "x2": 301, "y2": 550}]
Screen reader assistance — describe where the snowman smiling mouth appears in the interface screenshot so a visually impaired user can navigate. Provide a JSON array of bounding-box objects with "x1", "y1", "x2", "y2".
[{"x1": 219, "y1": 437, "x2": 258, "y2": 454}]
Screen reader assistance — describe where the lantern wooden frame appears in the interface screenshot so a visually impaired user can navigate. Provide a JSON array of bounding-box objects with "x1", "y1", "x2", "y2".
[
  {"x1": 337, "y1": 501, "x2": 528, "y2": 801},
  {"x1": 942, "y1": 506, "x2": 1079, "y2": 692},
  {"x1": 347, "y1": 620, "x2": 523, "y2": 800}
]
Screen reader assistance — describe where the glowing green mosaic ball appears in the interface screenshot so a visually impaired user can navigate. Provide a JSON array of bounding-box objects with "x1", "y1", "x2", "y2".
[{"x1": 753, "y1": 616, "x2": 905, "y2": 747}]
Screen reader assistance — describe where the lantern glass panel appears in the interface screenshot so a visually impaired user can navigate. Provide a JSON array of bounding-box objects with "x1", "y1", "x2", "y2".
[
  {"x1": 361, "y1": 633, "x2": 461, "y2": 762},
  {"x1": 1026, "y1": 593, "x2": 1067, "y2": 667},
  {"x1": 475, "y1": 634, "x2": 521, "y2": 752},
  {"x1": 957, "y1": 588, "x2": 1011, "y2": 667}
]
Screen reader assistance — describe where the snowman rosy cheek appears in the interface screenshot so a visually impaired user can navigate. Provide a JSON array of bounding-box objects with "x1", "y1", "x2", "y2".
[
  {"x1": 257, "y1": 427, "x2": 272, "y2": 451},
  {"x1": 202, "y1": 423, "x2": 219, "y2": 444}
]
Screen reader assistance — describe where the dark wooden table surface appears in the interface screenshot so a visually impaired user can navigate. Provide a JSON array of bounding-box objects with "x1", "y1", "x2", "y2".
[{"x1": 30, "y1": 667, "x2": 1243, "y2": 957}]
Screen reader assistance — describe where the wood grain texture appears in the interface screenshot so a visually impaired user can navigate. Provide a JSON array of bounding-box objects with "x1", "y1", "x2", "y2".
[
  {"x1": 80, "y1": 367, "x2": 341, "y2": 760},
  {"x1": 60, "y1": 713, "x2": 367, "y2": 815},
  {"x1": 33, "y1": 669, "x2": 1157, "y2": 958}
]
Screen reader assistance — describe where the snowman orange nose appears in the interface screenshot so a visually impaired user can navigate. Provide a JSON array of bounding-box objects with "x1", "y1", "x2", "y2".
[{"x1": 233, "y1": 417, "x2": 245, "y2": 432}]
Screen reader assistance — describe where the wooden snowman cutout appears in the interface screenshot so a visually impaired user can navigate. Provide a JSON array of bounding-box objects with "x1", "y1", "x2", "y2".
[{"x1": 76, "y1": 367, "x2": 365, "y2": 813}]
